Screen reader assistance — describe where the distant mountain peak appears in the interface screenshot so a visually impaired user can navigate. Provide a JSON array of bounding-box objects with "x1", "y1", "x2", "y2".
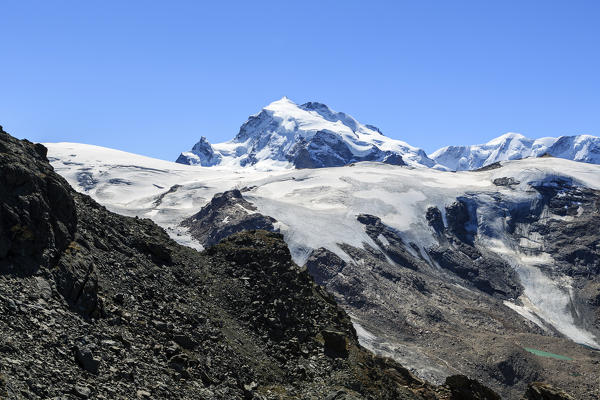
[
  {"x1": 486, "y1": 132, "x2": 528, "y2": 145},
  {"x1": 432, "y1": 133, "x2": 600, "y2": 171},
  {"x1": 177, "y1": 98, "x2": 434, "y2": 169}
]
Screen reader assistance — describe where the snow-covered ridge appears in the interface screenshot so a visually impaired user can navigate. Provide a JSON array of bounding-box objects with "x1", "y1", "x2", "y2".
[
  {"x1": 176, "y1": 97, "x2": 436, "y2": 170},
  {"x1": 178, "y1": 99, "x2": 599, "y2": 171},
  {"x1": 431, "y1": 132, "x2": 600, "y2": 171}
]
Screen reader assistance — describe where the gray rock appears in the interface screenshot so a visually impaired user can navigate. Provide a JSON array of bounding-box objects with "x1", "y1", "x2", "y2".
[
  {"x1": 181, "y1": 189, "x2": 277, "y2": 247},
  {"x1": 75, "y1": 346, "x2": 100, "y2": 374},
  {"x1": 73, "y1": 383, "x2": 92, "y2": 398}
]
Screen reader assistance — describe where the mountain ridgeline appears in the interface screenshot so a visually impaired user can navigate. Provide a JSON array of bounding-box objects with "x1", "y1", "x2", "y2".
[
  {"x1": 176, "y1": 97, "x2": 434, "y2": 169},
  {"x1": 176, "y1": 98, "x2": 600, "y2": 171},
  {"x1": 430, "y1": 133, "x2": 600, "y2": 171}
]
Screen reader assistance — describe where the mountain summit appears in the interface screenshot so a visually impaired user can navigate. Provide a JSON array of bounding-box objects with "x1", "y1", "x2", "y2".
[
  {"x1": 431, "y1": 132, "x2": 600, "y2": 171},
  {"x1": 176, "y1": 97, "x2": 435, "y2": 169}
]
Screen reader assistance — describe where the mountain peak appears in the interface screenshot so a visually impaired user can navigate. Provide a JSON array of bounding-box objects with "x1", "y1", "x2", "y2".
[
  {"x1": 432, "y1": 133, "x2": 600, "y2": 171},
  {"x1": 176, "y1": 98, "x2": 434, "y2": 169},
  {"x1": 486, "y1": 132, "x2": 528, "y2": 145},
  {"x1": 266, "y1": 96, "x2": 295, "y2": 108}
]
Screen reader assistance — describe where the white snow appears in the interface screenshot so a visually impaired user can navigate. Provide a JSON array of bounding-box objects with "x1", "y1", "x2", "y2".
[
  {"x1": 489, "y1": 238, "x2": 599, "y2": 348},
  {"x1": 431, "y1": 132, "x2": 600, "y2": 171},
  {"x1": 177, "y1": 97, "x2": 437, "y2": 169}
]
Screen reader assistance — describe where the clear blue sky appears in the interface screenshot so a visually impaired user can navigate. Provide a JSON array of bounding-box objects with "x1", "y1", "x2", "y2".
[{"x1": 1, "y1": 1, "x2": 599, "y2": 160}]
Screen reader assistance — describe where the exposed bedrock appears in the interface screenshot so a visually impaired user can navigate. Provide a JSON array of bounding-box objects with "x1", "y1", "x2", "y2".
[
  {"x1": 181, "y1": 189, "x2": 278, "y2": 247},
  {"x1": 287, "y1": 130, "x2": 407, "y2": 169}
]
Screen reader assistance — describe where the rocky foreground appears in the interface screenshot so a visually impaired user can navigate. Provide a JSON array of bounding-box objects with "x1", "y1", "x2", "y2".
[{"x1": 0, "y1": 127, "x2": 574, "y2": 399}]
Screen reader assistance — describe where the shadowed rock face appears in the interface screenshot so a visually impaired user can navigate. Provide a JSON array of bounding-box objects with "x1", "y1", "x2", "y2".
[
  {"x1": 2, "y1": 127, "x2": 512, "y2": 400},
  {"x1": 526, "y1": 182, "x2": 600, "y2": 333},
  {"x1": 445, "y1": 375, "x2": 502, "y2": 400},
  {"x1": 427, "y1": 202, "x2": 521, "y2": 299},
  {"x1": 0, "y1": 136, "x2": 76, "y2": 274},
  {"x1": 0, "y1": 130, "x2": 99, "y2": 316},
  {"x1": 287, "y1": 130, "x2": 406, "y2": 169}
]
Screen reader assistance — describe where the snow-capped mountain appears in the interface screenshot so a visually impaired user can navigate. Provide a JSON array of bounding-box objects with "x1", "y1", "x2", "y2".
[
  {"x1": 46, "y1": 141, "x2": 600, "y2": 398},
  {"x1": 176, "y1": 97, "x2": 436, "y2": 169},
  {"x1": 431, "y1": 132, "x2": 600, "y2": 171}
]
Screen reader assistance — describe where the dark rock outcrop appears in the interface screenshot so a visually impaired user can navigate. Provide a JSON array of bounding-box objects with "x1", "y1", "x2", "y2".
[
  {"x1": 356, "y1": 213, "x2": 429, "y2": 271},
  {"x1": 493, "y1": 177, "x2": 520, "y2": 187},
  {"x1": 288, "y1": 130, "x2": 406, "y2": 169},
  {"x1": 306, "y1": 247, "x2": 347, "y2": 285},
  {"x1": 521, "y1": 382, "x2": 576, "y2": 400},
  {"x1": 445, "y1": 374, "x2": 501, "y2": 400},
  {"x1": 0, "y1": 134, "x2": 76, "y2": 274},
  {"x1": 181, "y1": 189, "x2": 278, "y2": 247},
  {"x1": 425, "y1": 202, "x2": 521, "y2": 299}
]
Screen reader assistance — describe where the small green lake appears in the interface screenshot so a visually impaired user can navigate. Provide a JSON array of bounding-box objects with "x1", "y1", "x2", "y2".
[{"x1": 524, "y1": 347, "x2": 573, "y2": 361}]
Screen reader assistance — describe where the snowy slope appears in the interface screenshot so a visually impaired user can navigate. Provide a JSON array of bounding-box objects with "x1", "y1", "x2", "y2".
[
  {"x1": 431, "y1": 132, "x2": 600, "y2": 171},
  {"x1": 176, "y1": 97, "x2": 436, "y2": 169},
  {"x1": 46, "y1": 141, "x2": 600, "y2": 350}
]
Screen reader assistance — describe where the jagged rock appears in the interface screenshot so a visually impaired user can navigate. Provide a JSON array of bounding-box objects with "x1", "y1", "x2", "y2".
[
  {"x1": 356, "y1": 213, "x2": 428, "y2": 271},
  {"x1": 493, "y1": 177, "x2": 520, "y2": 186},
  {"x1": 182, "y1": 189, "x2": 277, "y2": 247},
  {"x1": 0, "y1": 132, "x2": 76, "y2": 275},
  {"x1": 521, "y1": 382, "x2": 576, "y2": 400},
  {"x1": 75, "y1": 345, "x2": 100, "y2": 374},
  {"x1": 73, "y1": 383, "x2": 92, "y2": 398},
  {"x1": 306, "y1": 247, "x2": 346, "y2": 285},
  {"x1": 445, "y1": 200, "x2": 475, "y2": 243},
  {"x1": 176, "y1": 136, "x2": 222, "y2": 166},
  {"x1": 426, "y1": 206, "x2": 445, "y2": 235},
  {"x1": 289, "y1": 130, "x2": 406, "y2": 168},
  {"x1": 321, "y1": 330, "x2": 349, "y2": 358}
]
